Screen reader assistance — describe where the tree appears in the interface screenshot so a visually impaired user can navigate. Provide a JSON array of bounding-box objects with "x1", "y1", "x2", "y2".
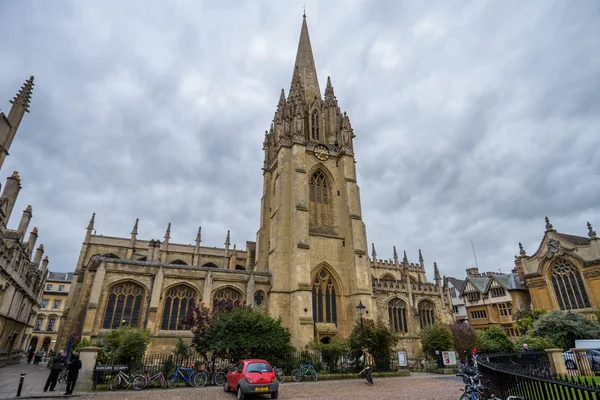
[
  {"x1": 476, "y1": 326, "x2": 514, "y2": 353},
  {"x1": 513, "y1": 308, "x2": 547, "y2": 335},
  {"x1": 533, "y1": 311, "x2": 600, "y2": 350},
  {"x1": 421, "y1": 324, "x2": 453, "y2": 360},
  {"x1": 311, "y1": 338, "x2": 351, "y2": 372},
  {"x1": 450, "y1": 322, "x2": 477, "y2": 360},
  {"x1": 348, "y1": 319, "x2": 399, "y2": 371},
  {"x1": 516, "y1": 335, "x2": 555, "y2": 351},
  {"x1": 594, "y1": 307, "x2": 600, "y2": 325},
  {"x1": 188, "y1": 307, "x2": 294, "y2": 368},
  {"x1": 74, "y1": 338, "x2": 91, "y2": 352},
  {"x1": 95, "y1": 326, "x2": 153, "y2": 367},
  {"x1": 173, "y1": 337, "x2": 190, "y2": 359}
]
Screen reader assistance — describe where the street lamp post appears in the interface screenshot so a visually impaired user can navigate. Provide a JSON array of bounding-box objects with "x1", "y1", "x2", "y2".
[{"x1": 356, "y1": 300, "x2": 366, "y2": 348}]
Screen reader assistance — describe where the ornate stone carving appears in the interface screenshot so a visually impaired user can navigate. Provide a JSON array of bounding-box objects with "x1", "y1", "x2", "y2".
[
  {"x1": 527, "y1": 280, "x2": 547, "y2": 288},
  {"x1": 584, "y1": 270, "x2": 600, "y2": 278}
]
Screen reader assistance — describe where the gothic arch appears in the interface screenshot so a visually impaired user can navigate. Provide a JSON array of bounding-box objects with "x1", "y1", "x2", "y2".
[
  {"x1": 311, "y1": 108, "x2": 320, "y2": 141},
  {"x1": 380, "y1": 273, "x2": 396, "y2": 281},
  {"x1": 101, "y1": 280, "x2": 146, "y2": 329},
  {"x1": 160, "y1": 283, "x2": 198, "y2": 331},
  {"x1": 547, "y1": 258, "x2": 591, "y2": 310},
  {"x1": 202, "y1": 262, "x2": 219, "y2": 269},
  {"x1": 102, "y1": 253, "x2": 120, "y2": 259},
  {"x1": 308, "y1": 167, "x2": 334, "y2": 228},
  {"x1": 137, "y1": 256, "x2": 147, "y2": 261},
  {"x1": 212, "y1": 286, "x2": 243, "y2": 305},
  {"x1": 235, "y1": 265, "x2": 246, "y2": 271},
  {"x1": 418, "y1": 300, "x2": 436, "y2": 329},
  {"x1": 388, "y1": 298, "x2": 408, "y2": 333},
  {"x1": 170, "y1": 259, "x2": 188, "y2": 265},
  {"x1": 311, "y1": 265, "x2": 341, "y2": 325}
]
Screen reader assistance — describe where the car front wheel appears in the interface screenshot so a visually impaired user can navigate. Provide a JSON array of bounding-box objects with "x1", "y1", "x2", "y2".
[
  {"x1": 237, "y1": 386, "x2": 245, "y2": 400},
  {"x1": 271, "y1": 390, "x2": 278, "y2": 399}
]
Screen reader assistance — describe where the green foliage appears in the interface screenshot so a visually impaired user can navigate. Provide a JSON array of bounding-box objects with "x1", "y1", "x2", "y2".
[
  {"x1": 449, "y1": 322, "x2": 478, "y2": 360},
  {"x1": 421, "y1": 324, "x2": 453, "y2": 359},
  {"x1": 476, "y1": 326, "x2": 515, "y2": 353},
  {"x1": 191, "y1": 307, "x2": 294, "y2": 367},
  {"x1": 173, "y1": 337, "x2": 190, "y2": 359},
  {"x1": 594, "y1": 307, "x2": 600, "y2": 325},
  {"x1": 95, "y1": 326, "x2": 153, "y2": 367},
  {"x1": 74, "y1": 338, "x2": 91, "y2": 352},
  {"x1": 513, "y1": 309, "x2": 548, "y2": 335},
  {"x1": 533, "y1": 311, "x2": 600, "y2": 350},
  {"x1": 348, "y1": 319, "x2": 399, "y2": 371},
  {"x1": 516, "y1": 335, "x2": 555, "y2": 351},
  {"x1": 311, "y1": 338, "x2": 351, "y2": 372}
]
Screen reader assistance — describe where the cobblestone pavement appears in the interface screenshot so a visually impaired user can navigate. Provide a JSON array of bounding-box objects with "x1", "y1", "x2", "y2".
[{"x1": 36, "y1": 374, "x2": 464, "y2": 400}]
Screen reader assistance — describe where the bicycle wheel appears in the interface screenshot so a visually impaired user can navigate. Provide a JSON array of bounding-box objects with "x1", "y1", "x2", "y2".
[
  {"x1": 167, "y1": 372, "x2": 180, "y2": 388},
  {"x1": 214, "y1": 371, "x2": 227, "y2": 386},
  {"x1": 291, "y1": 369, "x2": 302, "y2": 382},
  {"x1": 310, "y1": 369, "x2": 318, "y2": 382},
  {"x1": 193, "y1": 371, "x2": 208, "y2": 387},
  {"x1": 159, "y1": 374, "x2": 168, "y2": 389},
  {"x1": 58, "y1": 371, "x2": 66, "y2": 384},
  {"x1": 132, "y1": 375, "x2": 147, "y2": 391},
  {"x1": 109, "y1": 375, "x2": 122, "y2": 391},
  {"x1": 277, "y1": 369, "x2": 286, "y2": 383}
]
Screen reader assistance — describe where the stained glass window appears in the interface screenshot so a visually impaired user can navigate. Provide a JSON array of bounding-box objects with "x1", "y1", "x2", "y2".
[
  {"x1": 309, "y1": 170, "x2": 331, "y2": 227},
  {"x1": 161, "y1": 285, "x2": 196, "y2": 330},
  {"x1": 418, "y1": 300, "x2": 435, "y2": 329},
  {"x1": 102, "y1": 282, "x2": 144, "y2": 329},
  {"x1": 388, "y1": 298, "x2": 408, "y2": 333},
  {"x1": 550, "y1": 259, "x2": 591, "y2": 310},
  {"x1": 312, "y1": 269, "x2": 338, "y2": 325},
  {"x1": 254, "y1": 291, "x2": 265, "y2": 306}
]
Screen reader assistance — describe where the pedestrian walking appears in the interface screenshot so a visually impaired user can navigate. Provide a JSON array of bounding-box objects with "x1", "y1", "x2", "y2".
[
  {"x1": 64, "y1": 352, "x2": 82, "y2": 395},
  {"x1": 359, "y1": 347, "x2": 374, "y2": 386},
  {"x1": 43, "y1": 350, "x2": 65, "y2": 392},
  {"x1": 27, "y1": 347, "x2": 35, "y2": 364}
]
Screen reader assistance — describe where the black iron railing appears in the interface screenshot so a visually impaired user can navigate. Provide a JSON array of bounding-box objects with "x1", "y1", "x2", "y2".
[{"x1": 478, "y1": 352, "x2": 600, "y2": 400}]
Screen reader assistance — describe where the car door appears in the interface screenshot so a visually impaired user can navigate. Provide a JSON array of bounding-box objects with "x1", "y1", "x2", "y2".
[{"x1": 229, "y1": 362, "x2": 241, "y2": 388}]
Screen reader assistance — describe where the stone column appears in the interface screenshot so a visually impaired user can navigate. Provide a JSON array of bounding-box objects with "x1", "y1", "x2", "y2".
[
  {"x1": 546, "y1": 348, "x2": 567, "y2": 375},
  {"x1": 82, "y1": 262, "x2": 106, "y2": 337},
  {"x1": 75, "y1": 346, "x2": 100, "y2": 392},
  {"x1": 203, "y1": 270, "x2": 213, "y2": 306},
  {"x1": 146, "y1": 267, "x2": 163, "y2": 333}
]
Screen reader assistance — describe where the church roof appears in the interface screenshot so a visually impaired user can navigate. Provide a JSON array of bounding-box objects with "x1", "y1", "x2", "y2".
[
  {"x1": 492, "y1": 273, "x2": 526, "y2": 291},
  {"x1": 447, "y1": 277, "x2": 465, "y2": 292},
  {"x1": 465, "y1": 277, "x2": 489, "y2": 293},
  {"x1": 556, "y1": 232, "x2": 591, "y2": 246},
  {"x1": 47, "y1": 271, "x2": 74, "y2": 281},
  {"x1": 292, "y1": 15, "x2": 321, "y2": 101}
]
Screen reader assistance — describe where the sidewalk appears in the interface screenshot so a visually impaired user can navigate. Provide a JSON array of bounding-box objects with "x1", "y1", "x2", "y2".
[{"x1": 0, "y1": 359, "x2": 69, "y2": 399}]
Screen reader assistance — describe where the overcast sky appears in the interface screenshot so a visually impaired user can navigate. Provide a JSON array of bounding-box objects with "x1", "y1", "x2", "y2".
[{"x1": 1, "y1": 0, "x2": 599, "y2": 280}]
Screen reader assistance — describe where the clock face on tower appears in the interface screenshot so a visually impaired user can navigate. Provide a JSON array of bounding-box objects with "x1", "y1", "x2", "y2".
[{"x1": 313, "y1": 144, "x2": 330, "y2": 161}]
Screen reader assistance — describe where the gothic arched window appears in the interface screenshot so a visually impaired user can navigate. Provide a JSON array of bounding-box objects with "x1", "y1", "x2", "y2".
[
  {"x1": 213, "y1": 287, "x2": 243, "y2": 310},
  {"x1": 161, "y1": 285, "x2": 196, "y2": 330},
  {"x1": 550, "y1": 259, "x2": 591, "y2": 310},
  {"x1": 102, "y1": 281, "x2": 144, "y2": 329},
  {"x1": 309, "y1": 170, "x2": 331, "y2": 227},
  {"x1": 311, "y1": 110, "x2": 320, "y2": 141},
  {"x1": 388, "y1": 298, "x2": 408, "y2": 333},
  {"x1": 312, "y1": 269, "x2": 338, "y2": 325},
  {"x1": 418, "y1": 300, "x2": 435, "y2": 329}
]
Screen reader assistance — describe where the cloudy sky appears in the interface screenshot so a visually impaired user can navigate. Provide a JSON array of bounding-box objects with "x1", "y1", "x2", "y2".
[{"x1": 1, "y1": 0, "x2": 599, "y2": 279}]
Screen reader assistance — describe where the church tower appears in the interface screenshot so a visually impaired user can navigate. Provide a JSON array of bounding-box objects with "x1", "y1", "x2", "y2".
[{"x1": 255, "y1": 15, "x2": 375, "y2": 347}]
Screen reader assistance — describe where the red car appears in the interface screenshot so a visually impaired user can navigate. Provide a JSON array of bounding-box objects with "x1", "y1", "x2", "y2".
[{"x1": 224, "y1": 359, "x2": 279, "y2": 399}]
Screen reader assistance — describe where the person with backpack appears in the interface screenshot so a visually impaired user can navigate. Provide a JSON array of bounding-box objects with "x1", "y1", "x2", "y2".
[
  {"x1": 43, "y1": 350, "x2": 65, "y2": 392},
  {"x1": 359, "y1": 347, "x2": 374, "y2": 386}
]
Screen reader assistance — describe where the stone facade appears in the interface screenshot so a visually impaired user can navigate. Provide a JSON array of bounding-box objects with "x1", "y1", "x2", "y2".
[
  {"x1": 57, "y1": 16, "x2": 453, "y2": 358},
  {"x1": 0, "y1": 77, "x2": 50, "y2": 366},
  {"x1": 514, "y1": 217, "x2": 600, "y2": 317},
  {"x1": 29, "y1": 272, "x2": 73, "y2": 353}
]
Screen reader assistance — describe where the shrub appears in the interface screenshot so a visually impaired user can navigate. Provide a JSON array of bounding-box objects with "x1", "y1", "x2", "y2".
[
  {"x1": 450, "y1": 322, "x2": 477, "y2": 361},
  {"x1": 311, "y1": 338, "x2": 351, "y2": 372},
  {"x1": 74, "y1": 338, "x2": 91, "y2": 352},
  {"x1": 516, "y1": 335, "x2": 555, "y2": 351},
  {"x1": 173, "y1": 337, "x2": 190, "y2": 359},
  {"x1": 513, "y1": 309, "x2": 547, "y2": 335},
  {"x1": 348, "y1": 319, "x2": 399, "y2": 371},
  {"x1": 95, "y1": 326, "x2": 153, "y2": 368},
  {"x1": 476, "y1": 326, "x2": 514, "y2": 353},
  {"x1": 533, "y1": 311, "x2": 600, "y2": 350},
  {"x1": 421, "y1": 324, "x2": 453, "y2": 360}
]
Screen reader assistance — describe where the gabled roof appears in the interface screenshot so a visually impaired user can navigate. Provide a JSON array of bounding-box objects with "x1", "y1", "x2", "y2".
[
  {"x1": 556, "y1": 233, "x2": 590, "y2": 246},
  {"x1": 47, "y1": 271, "x2": 74, "y2": 282},
  {"x1": 447, "y1": 277, "x2": 465, "y2": 292},
  {"x1": 490, "y1": 273, "x2": 526, "y2": 291},
  {"x1": 462, "y1": 277, "x2": 489, "y2": 294}
]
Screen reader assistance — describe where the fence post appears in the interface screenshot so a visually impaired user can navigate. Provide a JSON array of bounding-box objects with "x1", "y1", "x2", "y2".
[
  {"x1": 76, "y1": 346, "x2": 101, "y2": 392},
  {"x1": 545, "y1": 348, "x2": 567, "y2": 376},
  {"x1": 16, "y1": 373, "x2": 25, "y2": 397}
]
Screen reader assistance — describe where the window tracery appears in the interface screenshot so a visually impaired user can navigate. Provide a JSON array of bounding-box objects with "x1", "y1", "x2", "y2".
[
  {"x1": 309, "y1": 170, "x2": 331, "y2": 227},
  {"x1": 388, "y1": 298, "x2": 408, "y2": 333},
  {"x1": 311, "y1": 110, "x2": 320, "y2": 141},
  {"x1": 312, "y1": 269, "x2": 338, "y2": 325},
  {"x1": 161, "y1": 285, "x2": 196, "y2": 330},
  {"x1": 102, "y1": 282, "x2": 144, "y2": 329},
  {"x1": 550, "y1": 259, "x2": 591, "y2": 310},
  {"x1": 418, "y1": 300, "x2": 435, "y2": 329}
]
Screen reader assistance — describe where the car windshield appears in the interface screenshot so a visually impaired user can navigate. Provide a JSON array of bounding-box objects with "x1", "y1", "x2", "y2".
[{"x1": 246, "y1": 362, "x2": 272, "y2": 373}]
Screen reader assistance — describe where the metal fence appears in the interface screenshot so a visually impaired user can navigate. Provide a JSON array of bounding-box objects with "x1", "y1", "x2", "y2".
[{"x1": 478, "y1": 352, "x2": 600, "y2": 400}]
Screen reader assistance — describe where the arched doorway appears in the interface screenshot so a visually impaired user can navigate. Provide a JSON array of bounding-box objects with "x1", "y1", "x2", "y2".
[
  {"x1": 29, "y1": 336, "x2": 38, "y2": 350},
  {"x1": 42, "y1": 337, "x2": 51, "y2": 351}
]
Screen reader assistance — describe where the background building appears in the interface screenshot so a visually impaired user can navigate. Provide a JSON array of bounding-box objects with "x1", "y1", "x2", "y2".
[
  {"x1": 57, "y1": 16, "x2": 453, "y2": 357},
  {"x1": 460, "y1": 268, "x2": 529, "y2": 339},
  {"x1": 446, "y1": 277, "x2": 468, "y2": 323},
  {"x1": 0, "y1": 77, "x2": 50, "y2": 366},
  {"x1": 515, "y1": 218, "x2": 600, "y2": 317},
  {"x1": 29, "y1": 272, "x2": 73, "y2": 352}
]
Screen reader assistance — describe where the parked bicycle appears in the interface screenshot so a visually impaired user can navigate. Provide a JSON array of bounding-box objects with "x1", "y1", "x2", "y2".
[
  {"x1": 57, "y1": 365, "x2": 68, "y2": 384},
  {"x1": 137, "y1": 369, "x2": 168, "y2": 389},
  {"x1": 195, "y1": 367, "x2": 227, "y2": 387},
  {"x1": 273, "y1": 366, "x2": 286, "y2": 383},
  {"x1": 292, "y1": 361, "x2": 318, "y2": 382},
  {"x1": 109, "y1": 370, "x2": 145, "y2": 391},
  {"x1": 167, "y1": 365, "x2": 201, "y2": 388}
]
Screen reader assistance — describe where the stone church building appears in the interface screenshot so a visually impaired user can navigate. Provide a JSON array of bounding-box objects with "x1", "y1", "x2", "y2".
[{"x1": 57, "y1": 16, "x2": 453, "y2": 356}]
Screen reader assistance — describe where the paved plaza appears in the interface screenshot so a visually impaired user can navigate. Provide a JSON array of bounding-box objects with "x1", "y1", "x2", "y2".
[{"x1": 0, "y1": 360, "x2": 463, "y2": 400}]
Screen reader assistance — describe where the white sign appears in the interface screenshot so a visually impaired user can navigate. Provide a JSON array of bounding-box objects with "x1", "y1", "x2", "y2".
[
  {"x1": 397, "y1": 351, "x2": 407, "y2": 367},
  {"x1": 442, "y1": 351, "x2": 457, "y2": 366}
]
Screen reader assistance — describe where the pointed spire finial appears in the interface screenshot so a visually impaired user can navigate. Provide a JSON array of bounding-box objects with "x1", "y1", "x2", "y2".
[
  {"x1": 519, "y1": 242, "x2": 526, "y2": 256},
  {"x1": 10, "y1": 76, "x2": 35, "y2": 113},
  {"x1": 393, "y1": 246, "x2": 399, "y2": 263},
  {"x1": 588, "y1": 222, "x2": 597, "y2": 238},
  {"x1": 87, "y1": 213, "x2": 96, "y2": 230},
  {"x1": 225, "y1": 230, "x2": 231, "y2": 246},
  {"x1": 545, "y1": 216, "x2": 554, "y2": 231},
  {"x1": 164, "y1": 222, "x2": 171, "y2": 239},
  {"x1": 291, "y1": 13, "x2": 321, "y2": 101},
  {"x1": 434, "y1": 262, "x2": 440, "y2": 280},
  {"x1": 418, "y1": 249, "x2": 424, "y2": 263},
  {"x1": 196, "y1": 226, "x2": 202, "y2": 243},
  {"x1": 131, "y1": 218, "x2": 139, "y2": 235},
  {"x1": 371, "y1": 243, "x2": 377, "y2": 260},
  {"x1": 403, "y1": 250, "x2": 408, "y2": 265}
]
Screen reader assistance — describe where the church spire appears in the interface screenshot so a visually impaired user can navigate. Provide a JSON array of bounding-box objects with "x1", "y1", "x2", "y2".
[{"x1": 291, "y1": 14, "x2": 321, "y2": 102}]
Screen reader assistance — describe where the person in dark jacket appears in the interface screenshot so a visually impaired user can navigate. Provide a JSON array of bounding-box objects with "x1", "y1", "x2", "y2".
[
  {"x1": 64, "y1": 353, "x2": 82, "y2": 395},
  {"x1": 43, "y1": 350, "x2": 65, "y2": 392},
  {"x1": 27, "y1": 347, "x2": 35, "y2": 364}
]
